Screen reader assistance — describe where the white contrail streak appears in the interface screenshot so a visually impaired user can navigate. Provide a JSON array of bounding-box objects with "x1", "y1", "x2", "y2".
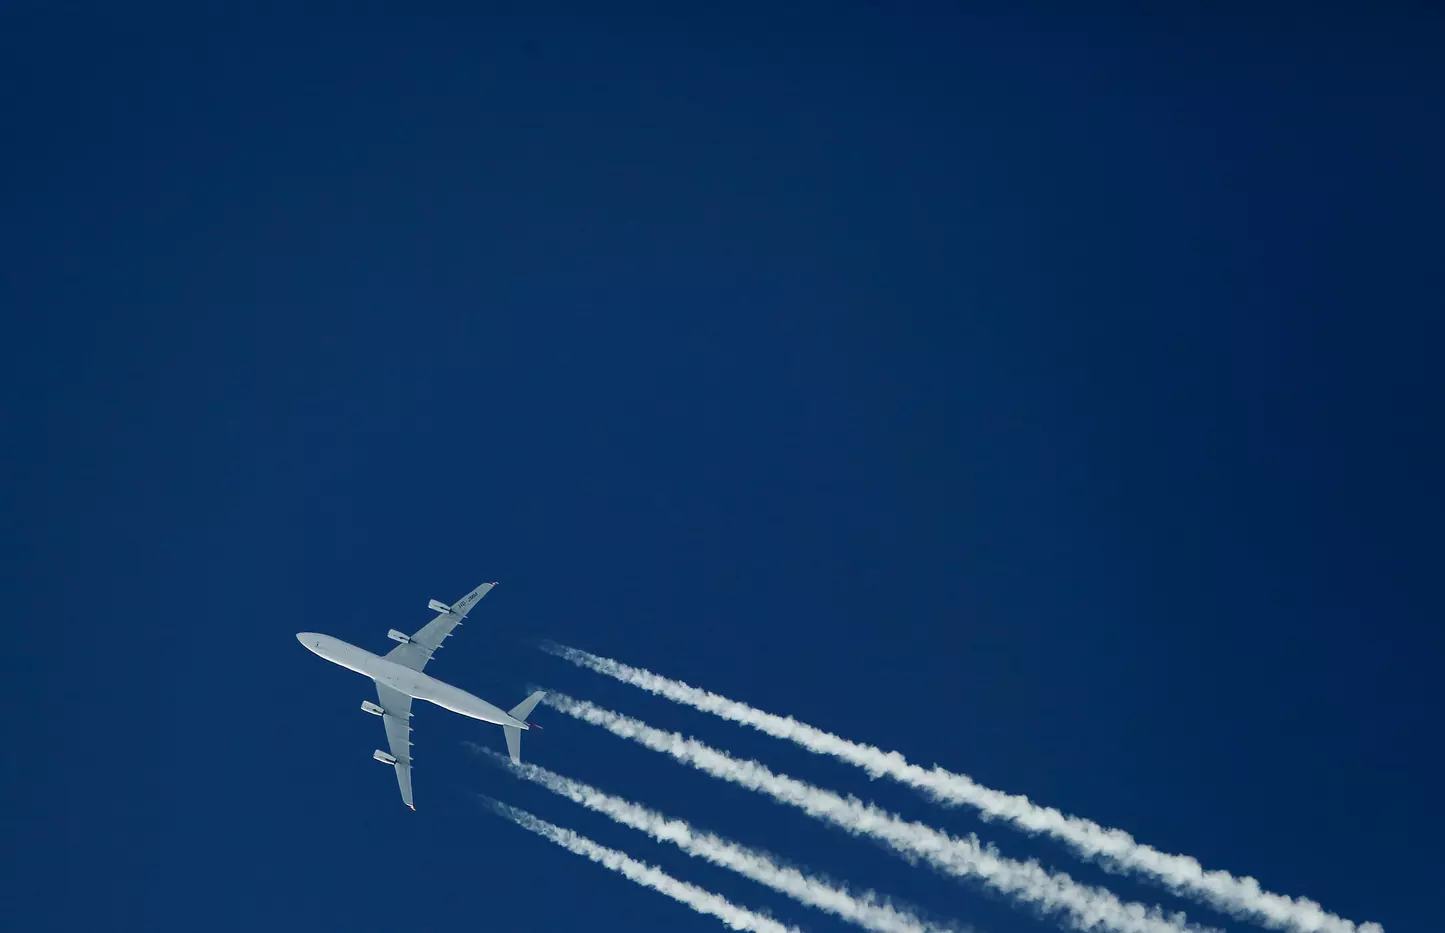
[
  {"x1": 477, "y1": 747, "x2": 969, "y2": 933},
  {"x1": 539, "y1": 690, "x2": 1215, "y2": 933},
  {"x1": 542, "y1": 643, "x2": 1382, "y2": 933},
  {"x1": 482, "y1": 797, "x2": 802, "y2": 933}
]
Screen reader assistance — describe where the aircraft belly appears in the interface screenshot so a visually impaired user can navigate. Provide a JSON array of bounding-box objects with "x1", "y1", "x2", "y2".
[
  {"x1": 315, "y1": 638, "x2": 384, "y2": 678},
  {"x1": 416, "y1": 682, "x2": 511, "y2": 724},
  {"x1": 367, "y1": 658, "x2": 514, "y2": 725}
]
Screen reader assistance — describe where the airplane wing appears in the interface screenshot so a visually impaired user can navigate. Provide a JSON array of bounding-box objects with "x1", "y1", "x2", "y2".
[
  {"x1": 376, "y1": 682, "x2": 416, "y2": 809},
  {"x1": 384, "y1": 581, "x2": 496, "y2": 672}
]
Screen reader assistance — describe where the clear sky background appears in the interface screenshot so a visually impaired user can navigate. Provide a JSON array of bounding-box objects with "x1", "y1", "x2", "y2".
[{"x1": 5, "y1": 5, "x2": 1442, "y2": 933}]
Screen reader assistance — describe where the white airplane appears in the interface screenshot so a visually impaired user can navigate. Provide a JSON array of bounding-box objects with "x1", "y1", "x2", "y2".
[{"x1": 297, "y1": 581, "x2": 543, "y2": 810}]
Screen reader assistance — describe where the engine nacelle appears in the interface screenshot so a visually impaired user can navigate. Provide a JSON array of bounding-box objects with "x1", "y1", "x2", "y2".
[
  {"x1": 361, "y1": 700, "x2": 385, "y2": 716},
  {"x1": 427, "y1": 599, "x2": 452, "y2": 614},
  {"x1": 387, "y1": 629, "x2": 411, "y2": 644},
  {"x1": 373, "y1": 749, "x2": 398, "y2": 765}
]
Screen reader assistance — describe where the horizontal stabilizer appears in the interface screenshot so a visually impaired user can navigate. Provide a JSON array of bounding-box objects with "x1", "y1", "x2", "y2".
[
  {"x1": 508, "y1": 690, "x2": 545, "y2": 722},
  {"x1": 502, "y1": 691, "x2": 545, "y2": 764}
]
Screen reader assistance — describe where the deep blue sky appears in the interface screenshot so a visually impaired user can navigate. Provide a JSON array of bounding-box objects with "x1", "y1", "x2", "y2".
[{"x1": 5, "y1": 5, "x2": 1442, "y2": 933}]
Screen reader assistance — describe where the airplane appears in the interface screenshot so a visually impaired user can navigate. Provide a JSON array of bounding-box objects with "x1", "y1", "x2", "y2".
[{"x1": 297, "y1": 581, "x2": 543, "y2": 810}]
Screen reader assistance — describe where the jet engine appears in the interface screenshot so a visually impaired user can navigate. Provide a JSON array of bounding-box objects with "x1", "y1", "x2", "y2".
[
  {"x1": 427, "y1": 599, "x2": 452, "y2": 614},
  {"x1": 373, "y1": 749, "x2": 398, "y2": 765},
  {"x1": 387, "y1": 629, "x2": 411, "y2": 644},
  {"x1": 360, "y1": 700, "x2": 385, "y2": 716}
]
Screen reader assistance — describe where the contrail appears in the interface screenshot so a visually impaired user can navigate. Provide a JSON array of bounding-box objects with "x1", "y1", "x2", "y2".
[
  {"x1": 475, "y1": 746, "x2": 969, "y2": 933},
  {"x1": 480, "y1": 796, "x2": 802, "y2": 933},
  {"x1": 542, "y1": 643, "x2": 1382, "y2": 933},
  {"x1": 538, "y1": 690, "x2": 1215, "y2": 933}
]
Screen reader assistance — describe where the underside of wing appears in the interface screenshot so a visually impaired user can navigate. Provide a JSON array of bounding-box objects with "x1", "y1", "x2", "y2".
[
  {"x1": 385, "y1": 581, "x2": 496, "y2": 672},
  {"x1": 374, "y1": 683, "x2": 415, "y2": 809}
]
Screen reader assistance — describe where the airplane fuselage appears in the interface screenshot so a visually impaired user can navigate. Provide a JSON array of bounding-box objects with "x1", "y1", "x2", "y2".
[{"x1": 297, "y1": 633, "x2": 528, "y2": 729}]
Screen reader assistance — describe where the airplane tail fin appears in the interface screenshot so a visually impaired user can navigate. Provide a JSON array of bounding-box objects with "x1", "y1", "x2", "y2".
[{"x1": 503, "y1": 691, "x2": 545, "y2": 764}]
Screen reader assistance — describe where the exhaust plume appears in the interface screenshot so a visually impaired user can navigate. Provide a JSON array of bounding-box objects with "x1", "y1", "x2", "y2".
[
  {"x1": 538, "y1": 690, "x2": 1215, "y2": 933},
  {"x1": 541, "y1": 643, "x2": 1381, "y2": 933},
  {"x1": 477, "y1": 747, "x2": 970, "y2": 933},
  {"x1": 481, "y1": 796, "x2": 801, "y2": 933}
]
